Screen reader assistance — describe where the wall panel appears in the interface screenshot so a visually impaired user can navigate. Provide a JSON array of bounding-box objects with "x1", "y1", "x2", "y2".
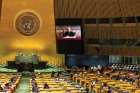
[
  {"x1": 0, "y1": 0, "x2": 64, "y2": 65},
  {"x1": 55, "y1": 0, "x2": 140, "y2": 18}
]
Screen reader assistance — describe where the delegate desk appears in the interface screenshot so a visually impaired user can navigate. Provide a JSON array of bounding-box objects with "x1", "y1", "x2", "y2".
[
  {"x1": 30, "y1": 74, "x2": 87, "y2": 93},
  {"x1": 72, "y1": 72, "x2": 140, "y2": 93}
]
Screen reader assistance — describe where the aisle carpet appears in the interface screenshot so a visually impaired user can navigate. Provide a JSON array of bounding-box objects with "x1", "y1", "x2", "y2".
[{"x1": 14, "y1": 77, "x2": 30, "y2": 93}]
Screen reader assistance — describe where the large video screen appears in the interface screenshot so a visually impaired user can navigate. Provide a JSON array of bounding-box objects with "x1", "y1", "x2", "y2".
[
  {"x1": 55, "y1": 19, "x2": 84, "y2": 54},
  {"x1": 56, "y1": 26, "x2": 81, "y2": 40}
]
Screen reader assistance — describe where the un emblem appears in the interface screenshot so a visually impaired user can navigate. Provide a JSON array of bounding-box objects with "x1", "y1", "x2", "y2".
[{"x1": 15, "y1": 12, "x2": 40, "y2": 36}]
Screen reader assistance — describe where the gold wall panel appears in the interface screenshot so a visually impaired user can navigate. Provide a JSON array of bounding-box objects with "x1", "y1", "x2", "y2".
[
  {"x1": 0, "y1": 0, "x2": 64, "y2": 65},
  {"x1": 55, "y1": 0, "x2": 140, "y2": 18},
  {"x1": 84, "y1": 23, "x2": 138, "y2": 39},
  {"x1": 87, "y1": 45, "x2": 140, "y2": 56}
]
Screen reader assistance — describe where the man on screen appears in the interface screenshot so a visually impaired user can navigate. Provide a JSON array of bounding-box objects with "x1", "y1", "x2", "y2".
[
  {"x1": 62, "y1": 26, "x2": 76, "y2": 38},
  {"x1": 56, "y1": 26, "x2": 81, "y2": 40}
]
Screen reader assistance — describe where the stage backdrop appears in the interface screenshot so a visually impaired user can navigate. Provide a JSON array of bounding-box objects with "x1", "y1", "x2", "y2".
[{"x1": 0, "y1": 0, "x2": 64, "y2": 66}]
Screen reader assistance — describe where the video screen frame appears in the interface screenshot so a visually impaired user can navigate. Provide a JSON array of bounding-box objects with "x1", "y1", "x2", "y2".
[{"x1": 55, "y1": 19, "x2": 84, "y2": 54}]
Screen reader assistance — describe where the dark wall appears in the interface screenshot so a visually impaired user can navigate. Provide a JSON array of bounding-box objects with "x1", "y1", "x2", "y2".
[{"x1": 65, "y1": 55, "x2": 109, "y2": 67}]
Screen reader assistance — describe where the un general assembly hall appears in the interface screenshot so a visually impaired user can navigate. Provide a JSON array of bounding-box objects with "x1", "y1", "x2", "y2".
[{"x1": 1, "y1": 0, "x2": 140, "y2": 93}]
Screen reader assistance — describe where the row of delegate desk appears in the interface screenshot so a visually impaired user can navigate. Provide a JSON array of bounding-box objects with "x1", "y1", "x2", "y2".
[
  {"x1": 72, "y1": 71, "x2": 140, "y2": 93},
  {"x1": 111, "y1": 64, "x2": 139, "y2": 71},
  {"x1": 29, "y1": 74, "x2": 87, "y2": 93},
  {"x1": 0, "y1": 73, "x2": 21, "y2": 93}
]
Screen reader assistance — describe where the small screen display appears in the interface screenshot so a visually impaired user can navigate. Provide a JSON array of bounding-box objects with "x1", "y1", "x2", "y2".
[
  {"x1": 56, "y1": 26, "x2": 81, "y2": 40},
  {"x1": 55, "y1": 19, "x2": 84, "y2": 54}
]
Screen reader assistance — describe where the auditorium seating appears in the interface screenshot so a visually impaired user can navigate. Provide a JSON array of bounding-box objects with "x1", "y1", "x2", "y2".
[
  {"x1": 70, "y1": 68, "x2": 140, "y2": 93},
  {"x1": 111, "y1": 63, "x2": 139, "y2": 71},
  {"x1": 29, "y1": 73, "x2": 87, "y2": 93},
  {"x1": 0, "y1": 73, "x2": 21, "y2": 93}
]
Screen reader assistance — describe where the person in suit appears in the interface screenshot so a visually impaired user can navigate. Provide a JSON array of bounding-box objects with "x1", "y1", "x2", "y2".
[
  {"x1": 62, "y1": 26, "x2": 76, "y2": 38},
  {"x1": 51, "y1": 71, "x2": 55, "y2": 77},
  {"x1": 0, "y1": 85, "x2": 3, "y2": 91},
  {"x1": 43, "y1": 83, "x2": 49, "y2": 89}
]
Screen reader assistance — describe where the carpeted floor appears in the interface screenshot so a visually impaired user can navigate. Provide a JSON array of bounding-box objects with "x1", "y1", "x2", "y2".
[{"x1": 14, "y1": 77, "x2": 30, "y2": 93}]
